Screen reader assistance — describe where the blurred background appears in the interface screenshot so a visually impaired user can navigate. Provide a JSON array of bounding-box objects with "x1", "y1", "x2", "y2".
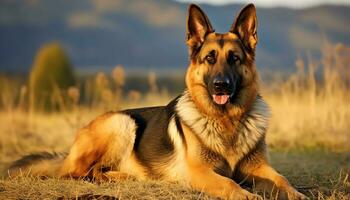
[{"x1": 0, "y1": 0, "x2": 350, "y2": 163}]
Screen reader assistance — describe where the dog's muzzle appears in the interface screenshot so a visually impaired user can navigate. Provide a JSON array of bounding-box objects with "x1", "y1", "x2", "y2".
[{"x1": 211, "y1": 75, "x2": 235, "y2": 105}]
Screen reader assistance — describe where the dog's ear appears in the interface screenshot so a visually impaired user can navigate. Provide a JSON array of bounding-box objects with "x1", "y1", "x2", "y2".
[
  {"x1": 186, "y1": 4, "x2": 214, "y2": 57},
  {"x1": 230, "y1": 4, "x2": 258, "y2": 53}
]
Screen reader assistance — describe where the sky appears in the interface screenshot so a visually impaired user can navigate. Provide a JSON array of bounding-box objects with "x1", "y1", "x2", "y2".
[{"x1": 176, "y1": 0, "x2": 350, "y2": 8}]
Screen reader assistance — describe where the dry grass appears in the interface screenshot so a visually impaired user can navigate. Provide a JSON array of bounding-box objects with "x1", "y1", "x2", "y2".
[
  {"x1": 0, "y1": 178, "x2": 213, "y2": 200},
  {"x1": 0, "y1": 42, "x2": 350, "y2": 199},
  {"x1": 0, "y1": 150, "x2": 349, "y2": 199},
  {"x1": 264, "y1": 42, "x2": 350, "y2": 151}
]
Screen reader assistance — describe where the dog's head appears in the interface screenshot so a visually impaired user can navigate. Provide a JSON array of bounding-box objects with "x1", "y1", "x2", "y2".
[{"x1": 185, "y1": 4, "x2": 259, "y2": 118}]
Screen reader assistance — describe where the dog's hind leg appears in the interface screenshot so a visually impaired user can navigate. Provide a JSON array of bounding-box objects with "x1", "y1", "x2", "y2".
[{"x1": 59, "y1": 112, "x2": 137, "y2": 180}]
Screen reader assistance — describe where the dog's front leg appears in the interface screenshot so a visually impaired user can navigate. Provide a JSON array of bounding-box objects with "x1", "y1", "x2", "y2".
[
  {"x1": 188, "y1": 164, "x2": 261, "y2": 200},
  {"x1": 246, "y1": 163, "x2": 307, "y2": 200},
  {"x1": 235, "y1": 147, "x2": 307, "y2": 200}
]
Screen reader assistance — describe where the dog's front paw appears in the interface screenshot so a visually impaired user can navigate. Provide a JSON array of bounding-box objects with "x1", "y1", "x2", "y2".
[
  {"x1": 279, "y1": 187, "x2": 308, "y2": 200},
  {"x1": 230, "y1": 189, "x2": 262, "y2": 200},
  {"x1": 287, "y1": 190, "x2": 308, "y2": 200}
]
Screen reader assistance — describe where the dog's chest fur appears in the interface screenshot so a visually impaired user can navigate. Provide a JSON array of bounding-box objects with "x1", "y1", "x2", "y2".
[{"x1": 176, "y1": 91, "x2": 270, "y2": 173}]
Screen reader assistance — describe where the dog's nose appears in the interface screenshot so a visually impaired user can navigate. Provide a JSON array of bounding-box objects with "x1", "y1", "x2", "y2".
[{"x1": 213, "y1": 75, "x2": 231, "y2": 90}]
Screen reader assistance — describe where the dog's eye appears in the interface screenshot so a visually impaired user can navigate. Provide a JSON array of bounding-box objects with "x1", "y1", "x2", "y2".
[
  {"x1": 227, "y1": 51, "x2": 240, "y2": 65},
  {"x1": 205, "y1": 55, "x2": 216, "y2": 64}
]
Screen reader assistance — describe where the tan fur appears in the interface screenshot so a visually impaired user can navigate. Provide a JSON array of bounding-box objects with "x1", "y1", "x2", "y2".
[
  {"x1": 182, "y1": 4, "x2": 305, "y2": 199},
  {"x1": 181, "y1": 123, "x2": 261, "y2": 199},
  {"x1": 160, "y1": 117, "x2": 189, "y2": 181},
  {"x1": 59, "y1": 112, "x2": 145, "y2": 180},
  {"x1": 236, "y1": 149, "x2": 306, "y2": 200},
  {"x1": 185, "y1": 32, "x2": 259, "y2": 132}
]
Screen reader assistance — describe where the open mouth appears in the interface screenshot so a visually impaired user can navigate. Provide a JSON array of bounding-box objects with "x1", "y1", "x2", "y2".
[{"x1": 212, "y1": 93, "x2": 230, "y2": 105}]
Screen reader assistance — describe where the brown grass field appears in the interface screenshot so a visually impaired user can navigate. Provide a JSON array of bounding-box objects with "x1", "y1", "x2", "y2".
[{"x1": 0, "y1": 42, "x2": 349, "y2": 199}]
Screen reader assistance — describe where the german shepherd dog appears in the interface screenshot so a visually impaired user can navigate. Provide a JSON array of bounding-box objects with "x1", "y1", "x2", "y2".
[{"x1": 9, "y1": 4, "x2": 307, "y2": 200}]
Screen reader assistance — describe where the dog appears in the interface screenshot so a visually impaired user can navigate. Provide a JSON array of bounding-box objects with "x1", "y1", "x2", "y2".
[{"x1": 8, "y1": 4, "x2": 307, "y2": 200}]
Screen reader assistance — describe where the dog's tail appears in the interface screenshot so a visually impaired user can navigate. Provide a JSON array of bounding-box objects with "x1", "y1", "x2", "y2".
[{"x1": 7, "y1": 152, "x2": 67, "y2": 178}]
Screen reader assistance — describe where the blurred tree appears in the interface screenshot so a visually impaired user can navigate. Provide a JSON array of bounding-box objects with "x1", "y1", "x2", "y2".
[{"x1": 29, "y1": 42, "x2": 75, "y2": 111}]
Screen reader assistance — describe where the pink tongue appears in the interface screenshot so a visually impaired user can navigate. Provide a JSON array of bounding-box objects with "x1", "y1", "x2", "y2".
[{"x1": 212, "y1": 95, "x2": 229, "y2": 105}]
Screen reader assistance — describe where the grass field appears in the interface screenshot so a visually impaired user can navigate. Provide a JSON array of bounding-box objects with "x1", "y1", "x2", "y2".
[
  {"x1": 0, "y1": 107, "x2": 349, "y2": 200},
  {"x1": 0, "y1": 43, "x2": 350, "y2": 199},
  {"x1": 0, "y1": 151, "x2": 350, "y2": 200},
  {"x1": 0, "y1": 123, "x2": 349, "y2": 200},
  {"x1": 0, "y1": 150, "x2": 349, "y2": 199}
]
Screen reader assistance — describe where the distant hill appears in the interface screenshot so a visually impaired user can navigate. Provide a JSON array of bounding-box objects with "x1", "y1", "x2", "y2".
[{"x1": 0, "y1": 0, "x2": 349, "y2": 73}]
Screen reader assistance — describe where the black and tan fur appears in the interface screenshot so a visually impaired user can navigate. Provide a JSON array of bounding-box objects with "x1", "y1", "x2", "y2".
[{"x1": 8, "y1": 4, "x2": 307, "y2": 200}]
